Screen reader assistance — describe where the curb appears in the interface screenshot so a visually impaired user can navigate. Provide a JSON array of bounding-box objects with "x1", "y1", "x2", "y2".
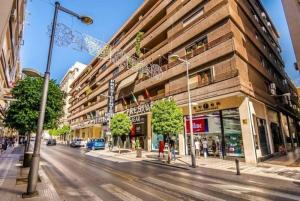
[{"x1": 142, "y1": 160, "x2": 190, "y2": 170}]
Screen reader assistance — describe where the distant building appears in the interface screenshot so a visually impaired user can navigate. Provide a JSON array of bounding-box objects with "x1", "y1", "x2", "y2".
[
  {"x1": 281, "y1": 0, "x2": 300, "y2": 71},
  {"x1": 60, "y1": 62, "x2": 86, "y2": 126},
  {"x1": 0, "y1": 0, "x2": 26, "y2": 136}
]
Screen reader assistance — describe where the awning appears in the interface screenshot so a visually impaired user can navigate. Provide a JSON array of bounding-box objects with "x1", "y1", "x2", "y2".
[{"x1": 117, "y1": 72, "x2": 138, "y2": 92}]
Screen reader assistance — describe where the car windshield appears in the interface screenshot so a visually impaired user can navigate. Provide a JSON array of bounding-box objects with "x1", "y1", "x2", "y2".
[{"x1": 96, "y1": 139, "x2": 104, "y2": 142}]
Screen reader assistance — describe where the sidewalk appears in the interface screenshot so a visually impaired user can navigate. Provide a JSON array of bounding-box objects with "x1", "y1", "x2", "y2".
[
  {"x1": 0, "y1": 145, "x2": 61, "y2": 201},
  {"x1": 86, "y1": 148, "x2": 300, "y2": 182}
]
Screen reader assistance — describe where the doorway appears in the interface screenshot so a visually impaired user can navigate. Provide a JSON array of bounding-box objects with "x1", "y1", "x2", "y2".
[{"x1": 270, "y1": 122, "x2": 283, "y2": 152}]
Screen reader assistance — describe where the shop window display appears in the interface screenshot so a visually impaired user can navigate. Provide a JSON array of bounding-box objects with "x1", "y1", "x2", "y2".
[
  {"x1": 223, "y1": 109, "x2": 244, "y2": 157},
  {"x1": 185, "y1": 112, "x2": 222, "y2": 156}
]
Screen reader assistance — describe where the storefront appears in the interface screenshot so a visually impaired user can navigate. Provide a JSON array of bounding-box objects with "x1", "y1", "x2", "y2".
[
  {"x1": 125, "y1": 102, "x2": 152, "y2": 151},
  {"x1": 184, "y1": 108, "x2": 244, "y2": 158},
  {"x1": 130, "y1": 114, "x2": 148, "y2": 149}
]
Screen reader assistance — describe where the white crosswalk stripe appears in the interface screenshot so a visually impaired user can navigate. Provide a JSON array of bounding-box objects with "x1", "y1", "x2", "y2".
[
  {"x1": 101, "y1": 183, "x2": 142, "y2": 201},
  {"x1": 168, "y1": 171, "x2": 300, "y2": 201},
  {"x1": 124, "y1": 180, "x2": 182, "y2": 201},
  {"x1": 144, "y1": 176, "x2": 226, "y2": 201}
]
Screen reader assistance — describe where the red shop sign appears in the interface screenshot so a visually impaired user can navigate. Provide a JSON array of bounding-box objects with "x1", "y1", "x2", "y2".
[{"x1": 185, "y1": 117, "x2": 208, "y2": 134}]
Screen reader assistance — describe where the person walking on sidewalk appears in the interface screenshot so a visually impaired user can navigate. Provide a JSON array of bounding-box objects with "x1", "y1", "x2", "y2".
[
  {"x1": 195, "y1": 139, "x2": 200, "y2": 157},
  {"x1": 203, "y1": 138, "x2": 208, "y2": 158},
  {"x1": 170, "y1": 139, "x2": 176, "y2": 161},
  {"x1": 158, "y1": 140, "x2": 165, "y2": 158}
]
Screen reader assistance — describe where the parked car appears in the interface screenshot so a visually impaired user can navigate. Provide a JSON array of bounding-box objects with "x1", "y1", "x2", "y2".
[
  {"x1": 70, "y1": 139, "x2": 85, "y2": 147},
  {"x1": 46, "y1": 139, "x2": 56, "y2": 146},
  {"x1": 86, "y1": 138, "x2": 105, "y2": 150}
]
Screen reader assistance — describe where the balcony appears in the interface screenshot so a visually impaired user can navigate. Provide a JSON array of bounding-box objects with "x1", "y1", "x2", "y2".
[{"x1": 167, "y1": 69, "x2": 239, "y2": 97}]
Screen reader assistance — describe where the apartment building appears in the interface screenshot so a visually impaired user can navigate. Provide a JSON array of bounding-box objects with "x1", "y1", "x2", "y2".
[
  {"x1": 281, "y1": 0, "x2": 300, "y2": 71},
  {"x1": 68, "y1": 0, "x2": 300, "y2": 163},
  {"x1": 0, "y1": 0, "x2": 26, "y2": 135},
  {"x1": 60, "y1": 62, "x2": 86, "y2": 126}
]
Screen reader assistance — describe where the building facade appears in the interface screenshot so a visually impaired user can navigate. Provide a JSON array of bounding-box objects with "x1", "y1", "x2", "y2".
[
  {"x1": 281, "y1": 0, "x2": 300, "y2": 71},
  {"x1": 0, "y1": 0, "x2": 26, "y2": 136},
  {"x1": 68, "y1": 0, "x2": 300, "y2": 163},
  {"x1": 60, "y1": 62, "x2": 86, "y2": 126}
]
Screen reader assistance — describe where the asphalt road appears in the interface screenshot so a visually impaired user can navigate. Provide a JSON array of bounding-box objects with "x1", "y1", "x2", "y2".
[{"x1": 40, "y1": 144, "x2": 300, "y2": 201}]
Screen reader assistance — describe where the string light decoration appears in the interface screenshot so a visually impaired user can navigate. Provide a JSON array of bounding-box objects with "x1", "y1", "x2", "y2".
[{"x1": 48, "y1": 22, "x2": 163, "y2": 80}]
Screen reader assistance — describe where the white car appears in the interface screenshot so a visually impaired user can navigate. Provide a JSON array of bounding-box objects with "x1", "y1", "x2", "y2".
[{"x1": 70, "y1": 139, "x2": 85, "y2": 147}]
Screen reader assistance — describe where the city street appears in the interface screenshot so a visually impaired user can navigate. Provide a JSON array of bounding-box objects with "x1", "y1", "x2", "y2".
[{"x1": 40, "y1": 145, "x2": 300, "y2": 201}]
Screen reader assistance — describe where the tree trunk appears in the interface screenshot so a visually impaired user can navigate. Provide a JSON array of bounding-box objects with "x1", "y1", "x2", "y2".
[
  {"x1": 118, "y1": 136, "x2": 121, "y2": 154},
  {"x1": 167, "y1": 134, "x2": 171, "y2": 164},
  {"x1": 25, "y1": 133, "x2": 31, "y2": 152}
]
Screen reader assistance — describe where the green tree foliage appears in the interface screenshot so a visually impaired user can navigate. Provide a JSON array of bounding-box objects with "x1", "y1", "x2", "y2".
[
  {"x1": 151, "y1": 100, "x2": 183, "y2": 136},
  {"x1": 151, "y1": 99, "x2": 183, "y2": 163},
  {"x1": 110, "y1": 113, "x2": 132, "y2": 153},
  {"x1": 5, "y1": 77, "x2": 64, "y2": 134}
]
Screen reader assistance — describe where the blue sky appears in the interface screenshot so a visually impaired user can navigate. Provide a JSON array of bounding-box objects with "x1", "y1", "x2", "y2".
[{"x1": 21, "y1": 0, "x2": 299, "y2": 85}]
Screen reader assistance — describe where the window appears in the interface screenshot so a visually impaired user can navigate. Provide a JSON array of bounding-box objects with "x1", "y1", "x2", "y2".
[
  {"x1": 185, "y1": 36, "x2": 207, "y2": 55},
  {"x1": 259, "y1": 56, "x2": 265, "y2": 67},
  {"x1": 189, "y1": 68, "x2": 212, "y2": 88},
  {"x1": 183, "y1": 6, "x2": 204, "y2": 26},
  {"x1": 112, "y1": 67, "x2": 119, "y2": 77}
]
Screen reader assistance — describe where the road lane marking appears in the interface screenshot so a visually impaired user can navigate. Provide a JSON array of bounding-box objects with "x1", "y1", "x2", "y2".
[
  {"x1": 0, "y1": 158, "x2": 13, "y2": 187},
  {"x1": 158, "y1": 173, "x2": 266, "y2": 201},
  {"x1": 82, "y1": 188, "x2": 104, "y2": 201},
  {"x1": 168, "y1": 171, "x2": 300, "y2": 201},
  {"x1": 101, "y1": 183, "x2": 142, "y2": 201},
  {"x1": 124, "y1": 180, "x2": 182, "y2": 201},
  {"x1": 144, "y1": 177, "x2": 226, "y2": 201}
]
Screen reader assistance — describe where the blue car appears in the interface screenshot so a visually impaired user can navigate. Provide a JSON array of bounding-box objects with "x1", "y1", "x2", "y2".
[{"x1": 86, "y1": 138, "x2": 105, "y2": 150}]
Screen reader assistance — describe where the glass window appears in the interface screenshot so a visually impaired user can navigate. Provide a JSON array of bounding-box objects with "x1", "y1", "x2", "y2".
[
  {"x1": 183, "y1": 6, "x2": 204, "y2": 26},
  {"x1": 222, "y1": 108, "x2": 244, "y2": 157},
  {"x1": 198, "y1": 69, "x2": 211, "y2": 85},
  {"x1": 185, "y1": 36, "x2": 207, "y2": 55}
]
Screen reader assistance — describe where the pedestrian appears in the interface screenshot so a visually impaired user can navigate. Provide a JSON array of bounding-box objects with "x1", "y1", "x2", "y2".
[
  {"x1": 203, "y1": 138, "x2": 208, "y2": 158},
  {"x1": 195, "y1": 139, "x2": 200, "y2": 157},
  {"x1": 169, "y1": 139, "x2": 176, "y2": 160},
  {"x1": 131, "y1": 138, "x2": 136, "y2": 151},
  {"x1": 212, "y1": 140, "x2": 217, "y2": 157},
  {"x1": 158, "y1": 140, "x2": 165, "y2": 158}
]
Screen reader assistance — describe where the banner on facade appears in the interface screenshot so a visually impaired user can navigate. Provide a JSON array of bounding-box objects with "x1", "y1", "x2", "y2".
[
  {"x1": 107, "y1": 80, "x2": 116, "y2": 116},
  {"x1": 185, "y1": 117, "x2": 208, "y2": 134}
]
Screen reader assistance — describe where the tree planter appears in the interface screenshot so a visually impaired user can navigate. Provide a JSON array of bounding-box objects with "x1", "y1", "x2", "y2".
[{"x1": 136, "y1": 148, "x2": 142, "y2": 158}]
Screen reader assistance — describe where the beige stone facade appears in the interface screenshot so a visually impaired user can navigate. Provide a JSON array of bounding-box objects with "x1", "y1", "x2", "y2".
[
  {"x1": 281, "y1": 0, "x2": 300, "y2": 70},
  {"x1": 0, "y1": 0, "x2": 26, "y2": 136},
  {"x1": 68, "y1": 0, "x2": 300, "y2": 163}
]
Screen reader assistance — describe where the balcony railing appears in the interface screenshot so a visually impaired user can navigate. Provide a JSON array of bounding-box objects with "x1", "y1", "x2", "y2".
[
  {"x1": 136, "y1": 32, "x2": 234, "y2": 85},
  {"x1": 166, "y1": 69, "x2": 239, "y2": 96}
]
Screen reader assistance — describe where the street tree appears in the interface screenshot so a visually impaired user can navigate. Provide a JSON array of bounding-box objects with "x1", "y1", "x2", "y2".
[
  {"x1": 110, "y1": 113, "x2": 132, "y2": 154},
  {"x1": 5, "y1": 77, "x2": 64, "y2": 151},
  {"x1": 151, "y1": 99, "x2": 183, "y2": 163}
]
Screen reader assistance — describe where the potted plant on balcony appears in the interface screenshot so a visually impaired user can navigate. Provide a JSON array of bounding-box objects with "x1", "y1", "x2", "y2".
[{"x1": 135, "y1": 138, "x2": 142, "y2": 158}]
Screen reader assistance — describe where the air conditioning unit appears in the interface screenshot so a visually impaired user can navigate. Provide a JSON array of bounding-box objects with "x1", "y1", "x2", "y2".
[
  {"x1": 269, "y1": 83, "x2": 276, "y2": 95},
  {"x1": 254, "y1": 15, "x2": 259, "y2": 22},
  {"x1": 262, "y1": 27, "x2": 267, "y2": 33},
  {"x1": 261, "y1": 12, "x2": 266, "y2": 18},
  {"x1": 267, "y1": 22, "x2": 271, "y2": 27}
]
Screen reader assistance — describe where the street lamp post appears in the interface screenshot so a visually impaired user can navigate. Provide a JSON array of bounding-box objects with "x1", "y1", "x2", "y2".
[
  {"x1": 25, "y1": 2, "x2": 93, "y2": 196},
  {"x1": 170, "y1": 55, "x2": 196, "y2": 168}
]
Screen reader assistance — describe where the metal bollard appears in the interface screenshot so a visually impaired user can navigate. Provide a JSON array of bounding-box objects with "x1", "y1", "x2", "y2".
[{"x1": 235, "y1": 158, "x2": 240, "y2": 175}]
